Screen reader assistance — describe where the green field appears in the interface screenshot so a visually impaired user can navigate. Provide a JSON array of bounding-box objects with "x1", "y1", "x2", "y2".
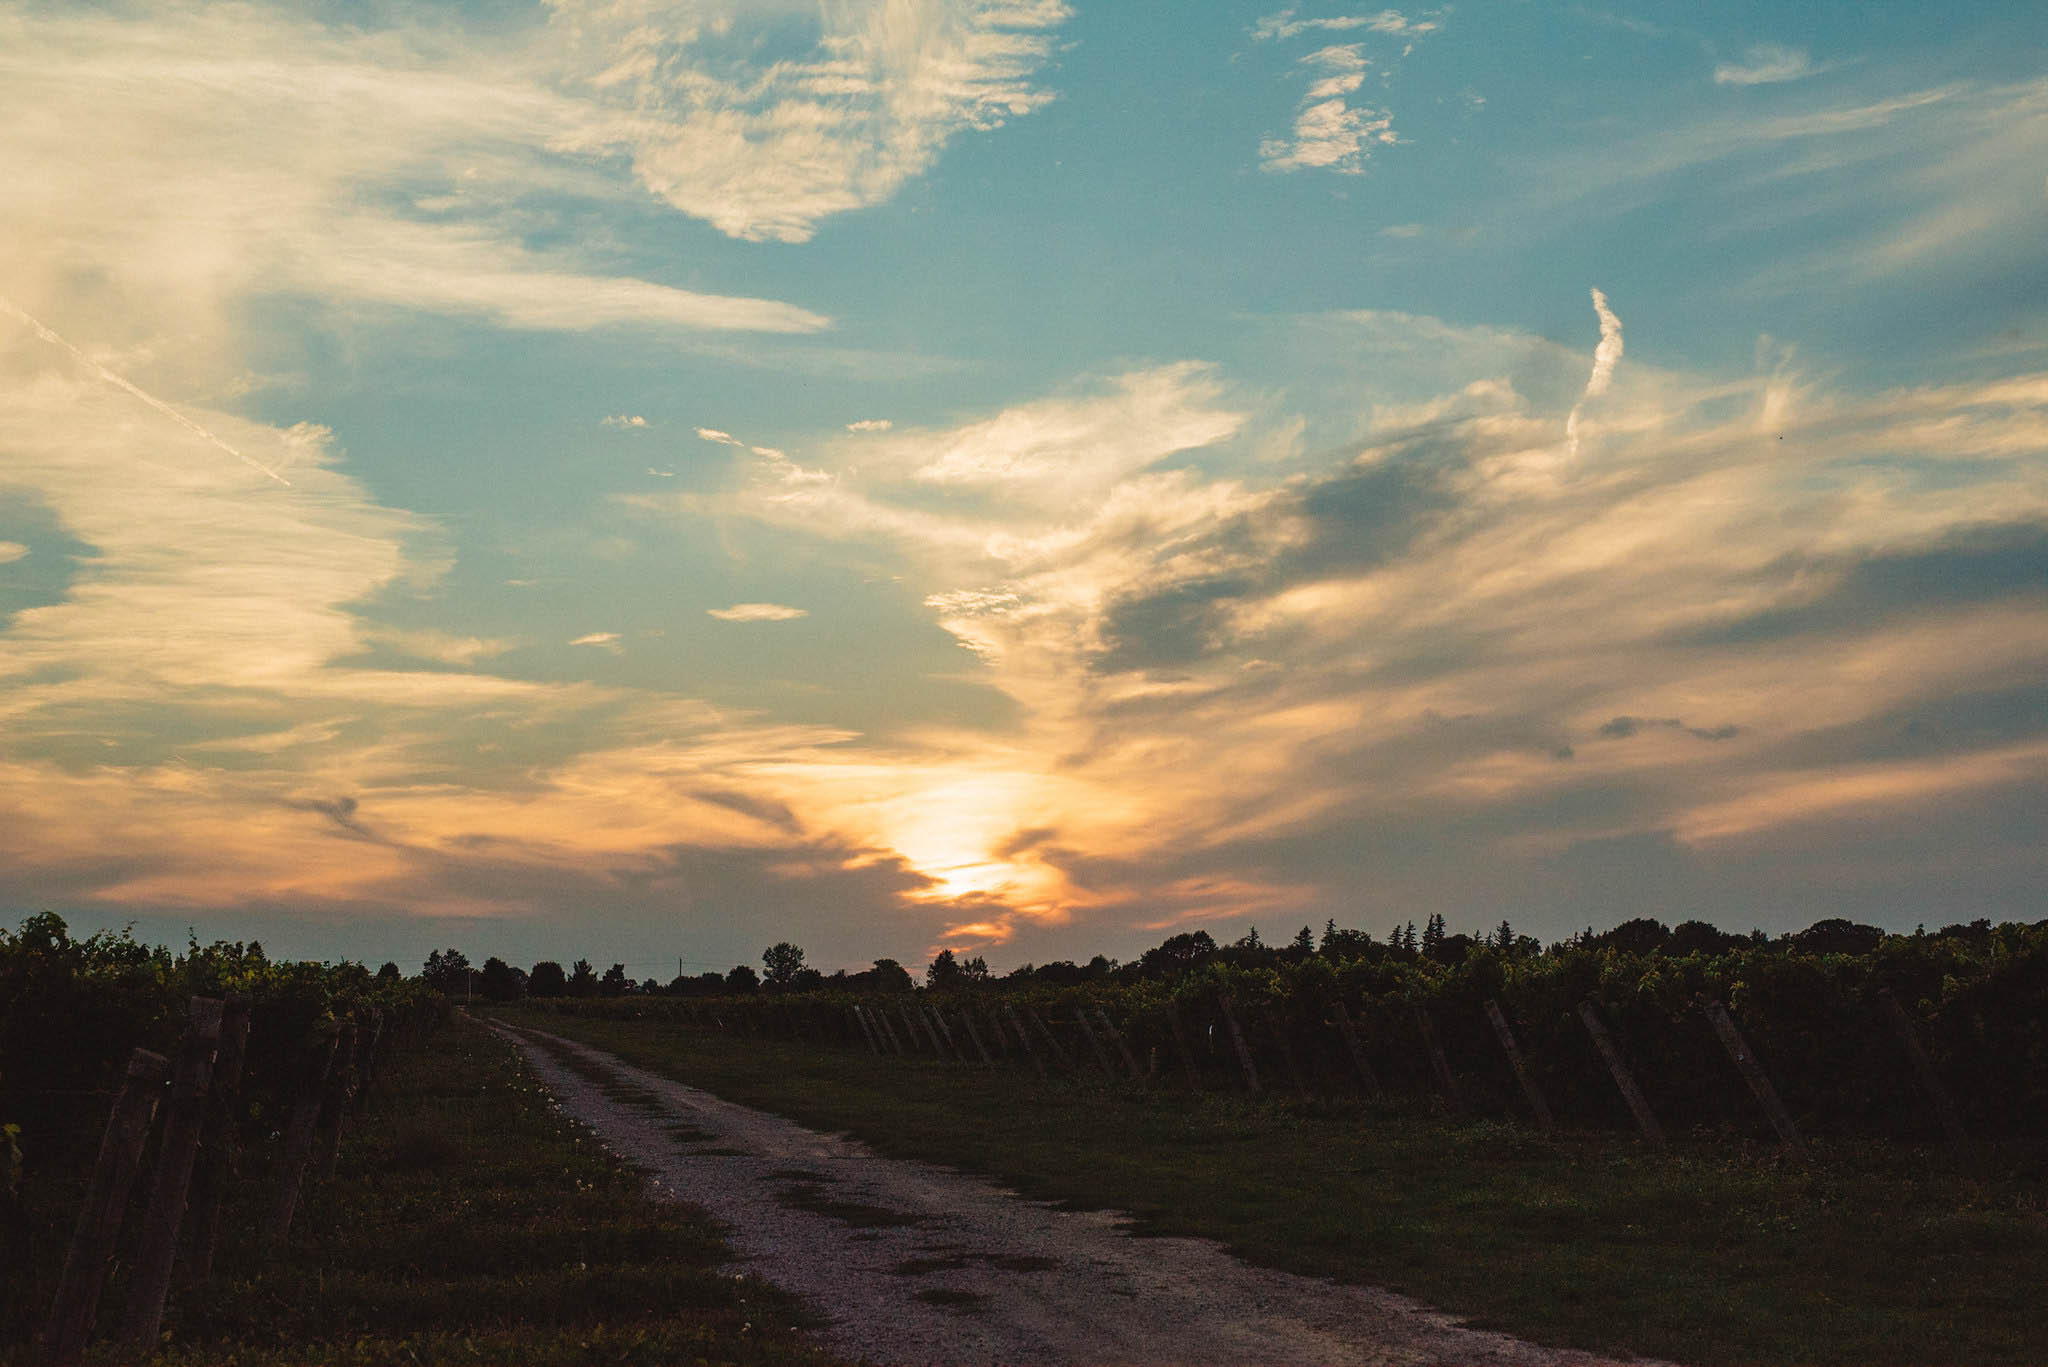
[{"x1": 499, "y1": 1006, "x2": 2048, "y2": 1367}]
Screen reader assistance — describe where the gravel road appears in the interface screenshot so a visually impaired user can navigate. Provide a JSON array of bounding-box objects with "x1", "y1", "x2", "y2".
[{"x1": 495, "y1": 1023, "x2": 1672, "y2": 1367}]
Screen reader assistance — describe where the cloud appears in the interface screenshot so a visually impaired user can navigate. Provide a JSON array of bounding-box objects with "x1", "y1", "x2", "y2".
[
  {"x1": 547, "y1": 0, "x2": 1072, "y2": 243},
  {"x1": 0, "y1": 2, "x2": 831, "y2": 354},
  {"x1": 1715, "y1": 44, "x2": 1816, "y2": 87},
  {"x1": 846, "y1": 419, "x2": 895, "y2": 433},
  {"x1": 569, "y1": 631, "x2": 623, "y2": 647},
  {"x1": 602, "y1": 415, "x2": 649, "y2": 429},
  {"x1": 1260, "y1": 45, "x2": 1396, "y2": 174},
  {"x1": 0, "y1": 543, "x2": 25, "y2": 565},
  {"x1": 1564, "y1": 287, "x2": 1624, "y2": 458},
  {"x1": 696, "y1": 428, "x2": 743, "y2": 446},
  {"x1": 707, "y1": 603, "x2": 810, "y2": 623},
  {"x1": 1252, "y1": 10, "x2": 1439, "y2": 42}
]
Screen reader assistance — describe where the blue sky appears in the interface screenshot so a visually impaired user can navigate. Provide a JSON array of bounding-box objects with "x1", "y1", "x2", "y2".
[{"x1": 2, "y1": 0, "x2": 2045, "y2": 977}]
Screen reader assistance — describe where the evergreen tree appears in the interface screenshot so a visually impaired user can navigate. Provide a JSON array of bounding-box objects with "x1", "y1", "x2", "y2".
[
  {"x1": 568, "y1": 958, "x2": 597, "y2": 996},
  {"x1": 1289, "y1": 925, "x2": 1316, "y2": 954},
  {"x1": 1422, "y1": 913, "x2": 1446, "y2": 959}
]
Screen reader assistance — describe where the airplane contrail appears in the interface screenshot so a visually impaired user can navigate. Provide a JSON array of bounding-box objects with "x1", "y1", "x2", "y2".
[
  {"x1": 0, "y1": 294, "x2": 291, "y2": 487},
  {"x1": 1565, "y1": 286, "x2": 1623, "y2": 460}
]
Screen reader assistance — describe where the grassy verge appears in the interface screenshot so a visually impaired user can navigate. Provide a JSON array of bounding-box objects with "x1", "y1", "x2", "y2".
[
  {"x1": 497, "y1": 1007, "x2": 2047, "y2": 1367},
  {"x1": 20, "y1": 1013, "x2": 841, "y2": 1366}
]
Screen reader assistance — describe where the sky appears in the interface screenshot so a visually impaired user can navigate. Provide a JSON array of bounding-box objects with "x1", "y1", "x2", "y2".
[{"x1": 3, "y1": 0, "x2": 2046, "y2": 978}]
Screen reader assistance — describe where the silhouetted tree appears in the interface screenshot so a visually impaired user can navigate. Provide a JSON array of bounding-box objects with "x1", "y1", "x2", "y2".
[
  {"x1": 375, "y1": 961, "x2": 401, "y2": 981},
  {"x1": 1789, "y1": 918, "x2": 1885, "y2": 956},
  {"x1": 927, "y1": 949, "x2": 961, "y2": 989},
  {"x1": 1421, "y1": 914, "x2": 1446, "y2": 959},
  {"x1": 568, "y1": 958, "x2": 597, "y2": 997},
  {"x1": 1136, "y1": 930, "x2": 1217, "y2": 979},
  {"x1": 762, "y1": 942, "x2": 808, "y2": 990},
  {"x1": 479, "y1": 956, "x2": 524, "y2": 1001},
  {"x1": 725, "y1": 964, "x2": 760, "y2": 993},
  {"x1": 1669, "y1": 920, "x2": 1742, "y2": 957},
  {"x1": 1288, "y1": 925, "x2": 1316, "y2": 956},
  {"x1": 856, "y1": 958, "x2": 915, "y2": 993},
  {"x1": 599, "y1": 962, "x2": 630, "y2": 995},
  {"x1": 529, "y1": 960, "x2": 567, "y2": 997},
  {"x1": 422, "y1": 948, "x2": 471, "y2": 994}
]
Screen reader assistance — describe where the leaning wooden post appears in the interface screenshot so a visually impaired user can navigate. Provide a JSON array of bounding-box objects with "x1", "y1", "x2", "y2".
[
  {"x1": 896, "y1": 1003, "x2": 928, "y2": 1054},
  {"x1": 1413, "y1": 1005, "x2": 1468, "y2": 1119},
  {"x1": 1023, "y1": 1006, "x2": 1075, "y2": 1072},
  {"x1": 266, "y1": 1027, "x2": 338, "y2": 1243},
  {"x1": 1072, "y1": 1008, "x2": 1117, "y2": 1078},
  {"x1": 925, "y1": 1003, "x2": 960, "y2": 1060},
  {"x1": 42, "y1": 1048, "x2": 172, "y2": 1366},
  {"x1": 1264, "y1": 1006, "x2": 1311, "y2": 1100},
  {"x1": 1704, "y1": 1001, "x2": 1802, "y2": 1149},
  {"x1": 1093, "y1": 1009, "x2": 1144, "y2": 1081},
  {"x1": 119, "y1": 997, "x2": 225, "y2": 1350},
  {"x1": 1875, "y1": 986, "x2": 1976, "y2": 1162},
  {"x1": 353, "y1": 1008, "x2": 386, "y2": 1103},
  {"x1": 878, "y1": 1004, "x2": 908, "y2": 1056},
  {"x1": 1577, "y1": 1001, "x2": 1664, "y2": 1142},
  {"x1": 851, "y1": 1006, "x2": 881, "y2": 1055},
  {"x1": 1484, "y1": 1000, "x2": 1553, "y2": 1131},
  {"x1": 981, "y1": 1006, "x2": 1013, "y2": 1056},
  {"x1": 1004, "y1": 1005, "x2": 1049, "y2": 1078},
  {"x1": 1329, "y1": 1001, "x2": 1384, "y2": 1100},
  {"x1": 1217, "y1": 994, "x2": 1262, "y2": 1094},
  {"x1": 183, "y1": 995, "x2": 253, "y2": 1283},
  {"x1": 314, "y1": 1021, "x2": 360, "y2": 1180},
  {"x1": 1163, "y1": 999, "x2": 1202, "y2": 1090},
  {"x1": 957, "y1": 1010, "x2": 996, "y2": 1065}
]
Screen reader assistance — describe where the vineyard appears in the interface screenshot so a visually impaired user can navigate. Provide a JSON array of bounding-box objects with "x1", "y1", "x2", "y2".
[
  {"x1": 516, "y1": 918, "x2": 2048, "y2": 1147},
  {"x1": 0, "y1": 915, "x2": 442, "y2": 1361}
]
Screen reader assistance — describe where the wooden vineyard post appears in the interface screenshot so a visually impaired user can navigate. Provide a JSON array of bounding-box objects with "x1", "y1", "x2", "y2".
[
  {"x1": 1577, "y1": 1001, "x2": 1664, "y2": 1142},
  {"x1": 1412, "y1": 1005, "x2": 1468, "y2": 1119},
  {"x1": 919, "y1": 1004, "x2": 955, "y2": 1060},
  {"x1": 1329, "y1": 1002, "x2": 1383, "y2": 1100},
  {"x1": 355, "y1": 1008, "x2": 386, "y2": 1103},
  {"x1": 1163, "y1": 1000, "x2": 1202, "y2": 1090},
  {"x1": 1005, "y1": 1006, "x2": 1048, "y2": 1078},
  {"x1": 1484, "y1": 999, "x2": 1553, "y2": 1131},
  {"x1": 1093, "y1": 1009, "x2": 1144, "y2": 1081},
  {"x1": 851, "y1": 1006, "x2": 880, "y2": 1054},
  {"x1": 1024, "y1": 1007, "x2": 1075, "y2": 1072},
  {"x1": 926, "y1": 1004, "x2": 961, "y2": 1059},
  {"x1": 42, "y1": 1048, "x2": 172, "y2": 1366},
  {"x1": 1072, "y1": 1008, "x2": 1117, "y2": 1078},
  {"x1": 1264, "y1": 1006, "x2": 1311, "y2": 1100},
  {"x1": 119, "y1": 997, "x2": 225, "y2": 1350},
  {"x1": 981, "y1": 1007, "x2": 1013, "y2": 1056},
  {"x1": 1875, "y1": 987, "x2": 1976, "y2": 1162},
  {"x1": 183, "y1": 994, "x2": 252, "y2": 1283},
  {"x1": 267, "y1": 1028, "x2": 339, "y2": 1243},
  {"x1": 1704, "y1": 1001, "x2": 1802, "y2": 1149},
  {"x1": 957, "y1": 1010, "x2": 995, "y2": 1065},
  {"x1": 1217, "y1": 994, "x2": 1261, "y2": 1095},
  {"x1": 315, "y1": 1022, "x2": 360, "y2": 1180},
  {"x1": 895, "y1": 1004, "x2": 926, "y2": 1054}
]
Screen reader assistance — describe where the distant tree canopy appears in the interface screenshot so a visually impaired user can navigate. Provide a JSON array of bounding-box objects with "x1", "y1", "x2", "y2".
[
  {"x1": 725, "y1": 963, "x2": 760, "y2": 993},
  {"x1": 422, "y1": 947, "x2": 471, "y2": 995},
  {"x1": 528, "y1": 960, "x2": 568, "y2": 997},
  {"x1": 375, "y1": 961, "x2": 402, "y2": 981},
  {"x1": 568, "y1": 959, "x2": 598, "y2": 997},
  {"x1": 479, "y1": 956, "x2": 525, "y2": 1001},
  {"x1": 599, "y1": 962, "x2": 630, "y2": 995}
]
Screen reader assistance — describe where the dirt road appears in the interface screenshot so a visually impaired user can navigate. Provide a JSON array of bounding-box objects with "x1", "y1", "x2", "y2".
[{"x1": 496, "y1": 1023, "x2": 1668, "y2": 1367}]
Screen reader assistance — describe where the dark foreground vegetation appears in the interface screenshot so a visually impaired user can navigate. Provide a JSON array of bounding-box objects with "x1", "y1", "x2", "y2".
[
  {"x1": 501, "y1": 1006, "x2": 2048, "y2": 1367},
  {"x1": 0, "y1": 916, "x2": 833, "y2": 1365}
]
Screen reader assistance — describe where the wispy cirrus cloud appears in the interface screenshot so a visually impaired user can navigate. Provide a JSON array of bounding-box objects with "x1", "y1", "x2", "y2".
[
  {"x1": 1715, "y1": 44, "x2": 1817, "y2": 87},
  {"x1": 1252, "y1": 10, "x2": 1436, "y2": 174},
  {"x1": 548, "y1": 0, "x2": 1072, "y2": 243}
]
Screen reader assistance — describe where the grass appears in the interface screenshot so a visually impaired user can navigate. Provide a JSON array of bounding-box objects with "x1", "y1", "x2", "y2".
[
  {"x1": 497, "y1": 1007, "x2": 2048, "y2": 1367},
  {"x1": 13, "y1": 1014, "x2": 844, "y2": 1366}
]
